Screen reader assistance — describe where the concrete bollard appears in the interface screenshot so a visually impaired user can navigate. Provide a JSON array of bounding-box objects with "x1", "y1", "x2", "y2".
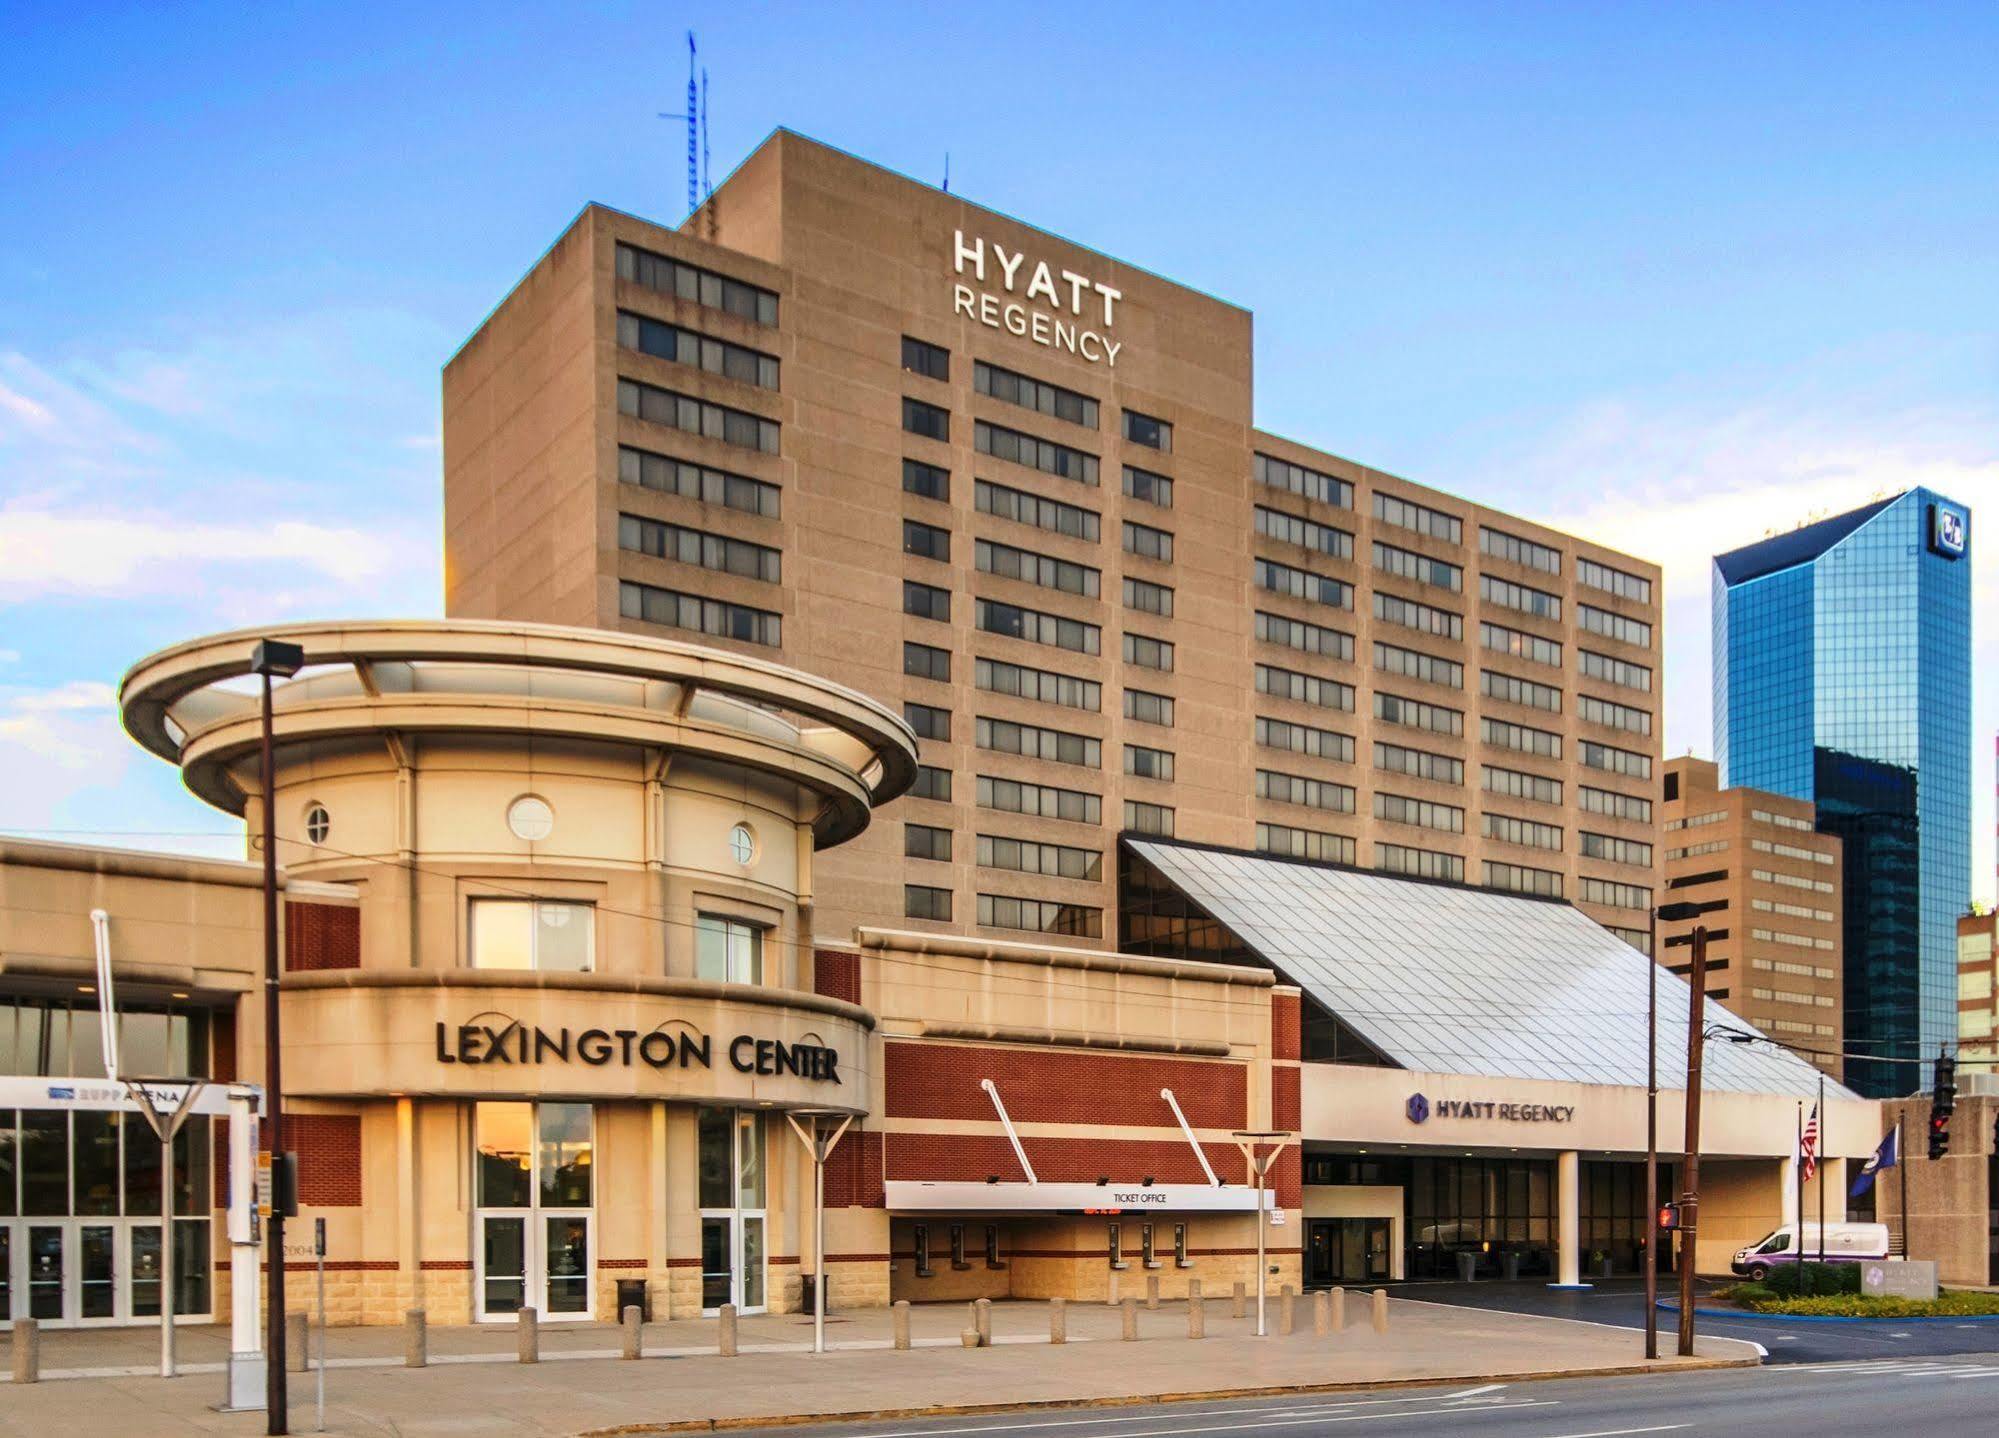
[
  {"x1": 404, "y1": 1309, "x2": 427, "y2": 1368},
  {"x1": 961, "y1": 1328, "x2": 981, "y2": 1347},
  {"x1": 1107, "y1": 1269, "x2": 1120, "y2": 1306},
  {"x1": 1146, "y1": 1273, "x2": 1160, "y2": 1310},
  {"x1": 719, "y1": 1303, "x2": 738, "y2": 1357},
  {"x1": 1314, "y1": 1290, "x2": 1332, "y2": 1337},
  {"x1": 1121, "y1": 1295, "x2": 1139, "y2": 1340},
  {"x1": 1049, "y1": 1296, "x2": 1067, "y2": 1344},
  {"x1": 288, "y1": 1311, "x2": 309, "y2": 1372},
  {"x1": 517, "y1": 1306, "x2": 539, "y2": 1363},
  {"x1": 1188, "y1": 1287, "x2": 1205, "y2": 1340},
  {"x1": 1330, "y1": 1286, "x2": 1345, "y2": 1334},
  {"x1": 1371, "y1": 1288, "x2": 1388, "y2": 1334},
  {"x1": 974, "y1": 1297, "x2": 992, "y2": 1347},
  {"x1": 893, "y1": 1299, "x2": 912, "y2": 1351},
  {"x1": 11, "y1": 1318, "x2": 38, "y2": 1384},
  {"x1": 1278, "y1": 1285, "x2": 1295, "y2": 1335},
  {"x1": 1232, "y1": 1280, "x2": 1246, "y2": 1318},
  {"x1": 621, "y1": 1304, "x2": 643, "y2": 1359}
]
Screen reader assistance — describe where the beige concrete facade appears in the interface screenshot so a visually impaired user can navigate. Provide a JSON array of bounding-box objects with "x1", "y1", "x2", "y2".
[
  {"x1": 443, "y1": 130, "x2": 1665, "y2": 955},
  {"x1": 1959, "y1": 910, "x2": 1998, "y2": 1065},
  {"x1": 1661, "y1": 757, "x2": 1844, "y2": 1077}
]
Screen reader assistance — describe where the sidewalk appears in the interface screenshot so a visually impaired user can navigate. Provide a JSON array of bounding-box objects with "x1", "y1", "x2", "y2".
[{"x1": 0, "y1": 1295, "x2": 1763, "y2": 1438}]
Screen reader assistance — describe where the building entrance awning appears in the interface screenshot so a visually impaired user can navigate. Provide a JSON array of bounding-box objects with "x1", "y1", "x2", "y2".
[{"x1": 884, "y1": 1180, "x2": 1272, "y2": 1214}]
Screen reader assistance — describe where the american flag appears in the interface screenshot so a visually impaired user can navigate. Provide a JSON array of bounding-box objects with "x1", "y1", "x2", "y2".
[{"x1": 1800, "y1": 1102, "x2": 1820, "y2": 1184}]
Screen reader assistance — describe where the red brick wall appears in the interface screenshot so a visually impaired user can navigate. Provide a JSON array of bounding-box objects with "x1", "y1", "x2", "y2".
[
  {"x1": 824, "y1": 1128, "x2": 885, "y2": 1208},
  {"x1": 1272, "y1": 1063, "x2": 1300, "y2": 1133},
  {"x1": 264, "y1": 1113, "x2": 364, "y2": 1207},
  {"x1": 211, "y1": 1011, "x2": 237, "y2": 1082},
  {"x1": 1270, "y1": 991, "x2": 1301, "y2": 1061},
  {"x1": 814, "y1": 948, "x2": 861, "y2": 1006},
  {"x1": 285, "y1": 902, "x2": 360, "y2": 971},
  {"x1": 886, "y1": 1132, "x2": 1247, "y2": 1187},
  {"x1": 884, "y1": 1042, "x2": 1246, "y2": 1129}
]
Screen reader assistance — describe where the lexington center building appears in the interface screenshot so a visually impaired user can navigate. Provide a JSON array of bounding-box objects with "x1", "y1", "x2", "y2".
[{"x1": 0, "y1": 619, "x2": 1875, "y2": 1329}]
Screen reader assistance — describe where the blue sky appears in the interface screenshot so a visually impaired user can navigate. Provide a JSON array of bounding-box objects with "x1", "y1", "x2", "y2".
[{"x1": 1, "y1": 2, "x2": 1994, "y2": 901}]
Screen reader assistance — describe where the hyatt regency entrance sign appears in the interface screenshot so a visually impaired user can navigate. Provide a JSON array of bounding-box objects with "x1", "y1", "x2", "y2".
[
  {"x1": 435, "y1": 1020, "x2": 841, "y2": 1082},
  {"x1": 952, "y1": 230, "x2": 1124, "y2": 367}
]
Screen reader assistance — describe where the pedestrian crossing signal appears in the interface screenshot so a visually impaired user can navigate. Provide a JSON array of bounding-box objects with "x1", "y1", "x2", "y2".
[{"x1": 1657, "y1": 1203, "x2": 1681, "y2": 1231}]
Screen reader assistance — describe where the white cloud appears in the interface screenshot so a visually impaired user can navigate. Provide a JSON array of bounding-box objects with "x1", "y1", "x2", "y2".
[{"x1": 0, "y1": 678, "x2": 127, "y2": 772}]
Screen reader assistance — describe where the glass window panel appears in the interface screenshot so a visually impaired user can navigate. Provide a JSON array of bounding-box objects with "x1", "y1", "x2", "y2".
[
  {"x1": 535, "y1": 903, "x2": 593, "y2": 972},
  {"x1": 537, "y1": 1102, "x2": 593, "y2": 1208},
  {"x1": 174, "y1": 1118, "x2": 210, "y2": 1216},
  {"x1": 175, "y1": 1217, "x2": 210, "y2": 1314},
  {"x1": 701, "y1": 1217, "x2": 732, "y2": 1307},
  {"x1": 470, "y1": 900, "x2": 533, "y2": 970},
  {"x1": 0, "y1": 1112, "x2": 15, "y2": 1218},
  {"x1": 131, "y1": 1224, "x2": 162, "y2": 1317},
  {"x1": 545, "y1": 1215, "x2": 590, "y2": 1313},
  {"x1": 476, "y1": 1102, "x2": 533, "y2": 1208},
  {"x1": 121, "y1": 1010, "x2": 171, "y2": 1078},
  {"x1": 740, "y1": 1215, "x2": 765, "y2": 1308},
  {"x1": 124, "y1": 1111, "x2": 163, "y2": 1215},
  {"x1": 482, "y1": 1216, "x2": 527, "y2": 1315},
  {"x1": 736, "y1": 1110, "x2": 765, "y2": 1209},
  {"x1": 697, "y1": 1107, "x2": 733, "y2": 1209},
  {"x1": 73, "y1": 1112, "x2": 119, "y2": 1216},
  {"x1": 21, "y1": 1111, "x2": 66, "y2": 1214}
]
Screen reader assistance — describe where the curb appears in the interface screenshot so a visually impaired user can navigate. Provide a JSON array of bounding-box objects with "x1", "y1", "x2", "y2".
[
  {"x1": 1657, "y1": 1299, "x2": 1999, "y2": 1325},
  {"x1": 580, "y1": 1356, "x2": 1764, "y2": 1435}
]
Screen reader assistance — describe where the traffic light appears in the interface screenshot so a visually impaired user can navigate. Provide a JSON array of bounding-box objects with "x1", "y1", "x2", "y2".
[
  {"x1": 1929, "y1": 1051, "x2": 1958, "y2": 1160},
  {"x1": 1929, "y1": 1111, "x2": 1951, "y2": 1160}
]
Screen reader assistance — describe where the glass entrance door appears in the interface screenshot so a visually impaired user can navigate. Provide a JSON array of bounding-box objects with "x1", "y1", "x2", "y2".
[
  {"x1": 1304, "y1": 1220, "x2": 1336, "y2": 1287},
  {"x1": 473, "y1": 1103, "x2": 594, "y2": 1322},
  {"x1": 697, "y1": 1109, "x2": 765, "y2": 1313}
]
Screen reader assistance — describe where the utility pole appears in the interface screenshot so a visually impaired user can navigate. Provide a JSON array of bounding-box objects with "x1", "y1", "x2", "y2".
[
  {"x1": 1644, "y1": 904, "x2": 1659, "y2": 1361},
  {"x1": 1655, "y1": 903, "x2": 1710, "y2": 1358}
]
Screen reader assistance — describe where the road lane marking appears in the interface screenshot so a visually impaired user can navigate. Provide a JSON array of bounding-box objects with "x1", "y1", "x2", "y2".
[
  {"x1": 1445, "y1": 1385, "x2": 1508, "y2": 1401},
  {"x1": 1031, "y1": 1402, "x2": 1559, "y2": 1438},
  {"x1": 830, "y1": 1395, "x2": 1542, "y2": 1438},
  {"x1": 1535, "y1": 1428, "x2": 1686, "y2": 1438}
]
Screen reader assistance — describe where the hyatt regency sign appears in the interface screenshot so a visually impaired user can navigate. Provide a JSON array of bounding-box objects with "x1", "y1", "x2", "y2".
[{"x1": 953, "y1": 231, "x2": 1124, "y2": 367}]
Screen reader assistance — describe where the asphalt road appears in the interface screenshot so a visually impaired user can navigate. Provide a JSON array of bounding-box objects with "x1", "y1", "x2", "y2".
[
  {"x1": 725, "y1": 1359, "x2": 1999, "y2": 1438},
  {"x1": 1392, "y1": 1277, "x2": 1999, "y2": 1363}
]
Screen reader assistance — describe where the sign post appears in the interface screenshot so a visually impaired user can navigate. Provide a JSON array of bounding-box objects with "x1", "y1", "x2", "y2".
[
  {"x1": 126, "y1": 1078, "x2": 204, "y2": 1380},
  {"x1": 783, "y1": 1109, "x2": 856, "y2": 1355},
  {"x1": 314, "y1": 1217, "x2": 327, "y2": 1432}
]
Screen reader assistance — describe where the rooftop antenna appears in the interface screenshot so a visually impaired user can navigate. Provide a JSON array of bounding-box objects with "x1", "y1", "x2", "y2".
[
  {"x1": 942, "y1": 152, "x2": 951, "y2": 194},
  {"x1": 701, "y1": 64, "x2": 711, "y2": 201},
  {"x1": 657, "y1": 32, "x2": 700, "y2": 220}
]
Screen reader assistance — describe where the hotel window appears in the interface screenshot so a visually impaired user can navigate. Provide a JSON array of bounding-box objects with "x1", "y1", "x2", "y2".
[
  {"x1": 1256, "y1": 769, "x2": 1356, "y2": 813},
  {"x1": 1256, "y1": 716, "x2": 1355, "y2": 761},
  {"x1": 975, "y1": 360, "x2": 1097, "y2": 427},
  {"x1": 1579, "y1": 740, "x2": 1652, "y2": 779},
  {"x1": 1376, "y1": 741, "x2": 1464, "y2": 786},
  {"x1": 1751, "y1": 808, "x2": 1817, "y2": 832},
  {"x1": 1753, "y1": 900, "x2": 1834, "y2": 923},
  {"x1": 976, "y1": 420, "x2": 1100, "y2": 485},
  {"x1": 617, "y1": 243, "x2": 777, "y2": 325},
  {"x1": 1577, "y1": 557, "x2": 1652, "y2": 604},
  {"x1": 1122, "y1": 520, "x2": 1173, "y2": 562},
  {"x1": 1256, "y1": 558, "x2": 1351, "y2": 610},
  {"x1": 1479, "y1": 620, "x2": 1551, "y2": 664},
  {"x1": 1485, "y1": 861, "x2": 1563, "y2": 898},
  {"x1": 904, "y1": 580, "x2": 951, "y2": 621},
  {"x1": 1374, "y1": 792, "x2": 1464, "y2": 833},
  {"x1": 619, "y1": 446, "x2": 780, "y2": 518},
  {"x1": 910, "y1": 765, "x2": 953, "y2": 801},
  {"x1": 1254, "y1": 452, "x2": 1352, "y2": 508},
  {"x1": 1482, "y1": 765, "x2": 1561, "y2": 805},
  {"x1": 903, "y1": 702, "x2": 951, "y2": 741},
  {"x1": 902, "y1": 336, "x2": 950, "y2": 381},
  {"x1": 1122, "y1": 409, "x2": 1171, "y2": 452},
  {"x1": 1483, "y1": 813, "x2": 1562, "y2": 851},
  {"x1": 1124, "y1": 800, "x2": 1175, "y2": 836},
  {"x1": 1581, "y1": 832, "x2": 1654, "y2": 866},
  {"x1": 976, "y1": 717, "x2": 1101, "y2": 768},
  {"x1": 976, "y1": 657, "x2": 1100, "y2": 711},
  {"x1": 1254, "y1": 611, "x2": 1353, "y2": 660},
  {"x1": 620, "y1": 580, "x2": 781, "y2": 646},
  {"x1": 1123, "y1": 465, "x2": 1173, "y2": 508},
  {"x1": 978, "y1": 599, "x2": 1101, "y2": 655},
  {"x1": 1579, "y1": 877, "x2": 1652, "y2": 911},
  {"x1": 1373, "y1": 493, "x2": 1462, "y2": 544},
  {"x1": 618, "y1": 311, "x2": 779, "y2": 389},
  {"x1": 1478, "y1": 525, "x2": 1561, "y2": 574},
  {"x1": 903, "y1": 642, "x2": 951, "y2": 682},
  {"x1": 903, "y1": 397, "x2": 951, "y2": 442},
  {"x1": 619, "y1": 514, "x2": 780, "y2": 582},
  {"x1": 1372, "y1": 595, "x2": 1461, "y2": 646},
  {"x1": 1121, "y1": 632, "x2": 1174, "y2": 671},
  {"x1": 1577, "y1": 604, "x2": 1652, "y2": 648},
  {"x1": 1479, "y1": 574, "x2": 1561, "y2": 621},
  {"x1": 1373, "y1": 692, "x2": 1463, "y2": 737},
  {"x1": 1668, "y1": 840, "x2": 1730, "y2": 860},
  {"x1": 694, "y1": 914, "x2": 763, "y2": 984},
  {"x1": 976, "y1": 538, "x2": 1100, "y2": 597},
  {"x1": 904, "y1": 885, "x2": 953, "y2": 922},
  {"x1": 1374, "y1": 642, "x2": 1462, "y2": 689},
  {"x1": 974, "y1": 479, "x2": 1101, "y2": 541},
  {"x1": 1480, "y1": 717, "x2": 1561, "y2": 758},
  {"x1": 1578, "y1": 694, "x2": 1653, "y2": 735},
  {"x1": 977, "y1": 834, "x2": 1103, "y2": 881},
  {"x1": 1755, "y1": 869, "x2": 1835, "y2": 894},
  {"x1": 1611, "y1": 926, "x2": 1653, "y2": 955},
  {"x1": 1480, "y1": 669, "x2": 1562, "y2": 712},
  {"x1": 469, "y1": 898, "x2": 594, "y2": 973},
  {"x1": 618, "y1": 378, "x2": 778, "y2": 453},
  {"x1": 1751, "y1": 839, "x2": 1836, "y2": 865},
  {"x1": 1376, "y1": 843, "x2": 1464, "y2": 882},
  {"x1": 903, "y1": 458, "x2": 950, "y2": 502},
  {"x1": 1578, "y1": 648, "x2": 1652, "y2": 691},
  {"x1": 978, "y1": 894, "x2": 1102, "y2": 938},
  {"x1": 1666, "y1": 809, "x2": 1727, "y2": 832},
  {"x1": 1124, "y1": 744, "x2": 1175, "y2": 781},
  {"x1": 1123, "y1": 576, "x2": 1173, "y2": 617},
  {"x1": 904, "y1": 824, "x2": 953, "y2": 863},
  {"x1": 903, "y1": 519, "x2": 950, "y2": 561},
  {"x1": 1123, "y1": 689, "x2": 1174, "y2": 726},
  {"x1": 1257, "y1": 823, "x2": 1356, "y2": 865},
  {"x1": 1256, "y1": 505, "x2": 1353, "y2": 559},
  {"x1": 1257, "y1": 664, "x2": 1354, "y2": 712},
  {"x1": 1373, "y1": 540, "x2": 1462, "y2": 592},
  {"x1": 979, "y1": 776, "x2": 1102, "y2": 825}
]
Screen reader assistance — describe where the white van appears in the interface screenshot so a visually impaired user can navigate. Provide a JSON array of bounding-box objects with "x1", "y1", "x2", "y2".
[{"x1": 1731, "y1": 1222, "x2": 1892, "y2": 1280}]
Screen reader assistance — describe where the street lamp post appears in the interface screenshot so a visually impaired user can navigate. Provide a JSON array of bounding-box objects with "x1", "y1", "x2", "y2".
[
  {"x1": 1656, "y1": 902, "x2": 1710, "y2": 1359},
  {"x1": 784, "y1": 1109, "x2": 855, "y2": 1355},
  {"x1": 1232, "y1": 1131, "x2": 1286, "y2": 1338},
  {"x1": 252, "y1": 638, "x2": 304, "y2": 1435},
  {"x1": 1644, "y1": 904, "x2": 1659, "y2": 1362}
]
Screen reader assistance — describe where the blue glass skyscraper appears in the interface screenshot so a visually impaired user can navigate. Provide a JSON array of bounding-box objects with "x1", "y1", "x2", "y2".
[{"x1": 1714, "y1": 489, "x2": 1972, "y2": 1097}]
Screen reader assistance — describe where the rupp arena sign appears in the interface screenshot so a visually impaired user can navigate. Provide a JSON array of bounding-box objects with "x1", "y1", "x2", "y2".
[{"x1": 952, "y1": 230, "x2": 1124, "y2": 367}]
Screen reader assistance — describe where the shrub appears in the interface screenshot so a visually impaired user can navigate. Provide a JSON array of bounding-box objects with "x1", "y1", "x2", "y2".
[
  {"x1": 1763, "y1": 1262, "x2": 1860, "y2": 1298},
  {"x1": 1720, "y1": 1281, "x2": 1775, "y2": 1304},
  {"x1": 1748, "y1": 1290, "x2": 1999, "y2": 1319}
]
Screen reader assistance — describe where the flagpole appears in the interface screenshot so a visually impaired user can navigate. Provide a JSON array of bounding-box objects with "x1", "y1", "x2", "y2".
[
  {"x1": 1795, "y1": 1102, "x2": 1804, "y2": 1273},
  {"x1": 1898, "y1": 1109, "x2": 1909, "y2": 1258},
  {"x1": 1816, "y1": 1075, "x2": 1826, "y2": 1273}
]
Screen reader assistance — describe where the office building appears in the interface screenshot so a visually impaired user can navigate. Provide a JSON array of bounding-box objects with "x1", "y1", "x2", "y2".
[
  {"x1": 1960, "y1": 909, "x2": 1999, "y2": 1067},
  {"x1": 1714, "y1": 490, "x2": 1973, "y2": 1095},
  {"x1": 443, "y1": 130, "x2": 1666, "y2": 954},
  {"x1": 1660, "y1": 757, "x2": 1844, "y2": 1077}
]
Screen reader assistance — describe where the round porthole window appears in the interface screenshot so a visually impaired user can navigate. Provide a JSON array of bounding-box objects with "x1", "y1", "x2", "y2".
[
  {"x1": 507, "y1": 794, "x2": 555, "y2": 842},
  {"x1": 304, "y1": 803, "x2": 330, "y2": 846},
  {"x1": 728, "y1": 823, "x2": 756, "y2": 866}
]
